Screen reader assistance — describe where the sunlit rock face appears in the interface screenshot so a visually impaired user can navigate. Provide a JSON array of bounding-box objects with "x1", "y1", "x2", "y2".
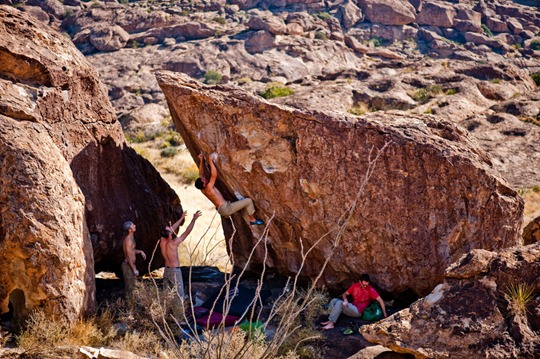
[
  {"x1": 0, "y1": 5, "x2": 181, "y2": 319},
  {"x1": 157, "y1": 71, "x2": 523, "y2": 296}
]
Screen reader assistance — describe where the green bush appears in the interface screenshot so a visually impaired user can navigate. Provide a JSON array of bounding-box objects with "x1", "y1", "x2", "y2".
[
  {"x1": 531, "y1": 72, "x2": 540, "y2": 86},
  {"x1": 481, "y1": 24, "x2": 493, "y2": 37},
  {"x1": 204, "y1": 70, "x2": 223, "y2": 85},
  {"x1": 368, "y1": 37, "x2": 384, "y2": 47},
  {"x1": 126, "y1": 130, "x2": 153, "y2": 143},
  {"x1": 410, "y1": 88, "x2": 428, "y2": 102},
  {"x1": 530, "y1": 40, "x2": 540, "y2": 51},
  {"x1": 161, "y1": 130, "x2": 183, "y2": 147},
  {"x1": 312, "y1": 12, "x2": 331, "y2": 21},
  {"x1": 160, "y1": 147, "x2": 178, "y2": 158},
  {"x1": 259, "y1": 85, "x2": 294, "y2": 99},
  {"x1": 315, "y1": 32, "x2": 327, "y2": 40},
  {"x1": 212, "y1": 16, "x2": 226, "y2": 25},
  {"x1": 348, "y1": 106, "x2": 366, "y2": 116}
]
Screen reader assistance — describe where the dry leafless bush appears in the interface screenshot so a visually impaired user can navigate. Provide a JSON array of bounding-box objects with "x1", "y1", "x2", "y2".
[
  {"x1": 17, "y1": 310, "x2": 107, "y2": 351},
  {"x1": 146, "y1": 142, "x2": 391, "y2": 359},
  {"x1": 15, "y1": 142, "x2": 389, "y2": 358}
]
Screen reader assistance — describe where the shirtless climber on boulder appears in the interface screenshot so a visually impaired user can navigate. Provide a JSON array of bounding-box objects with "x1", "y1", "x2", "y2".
[{"x1": 195, "y1": 153, "x2": 263, "y2": 225}]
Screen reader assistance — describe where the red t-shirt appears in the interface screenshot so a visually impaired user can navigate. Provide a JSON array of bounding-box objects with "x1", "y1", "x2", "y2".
[{"x1": 346, "y1": 283, "x2": 380, "y2": 313}]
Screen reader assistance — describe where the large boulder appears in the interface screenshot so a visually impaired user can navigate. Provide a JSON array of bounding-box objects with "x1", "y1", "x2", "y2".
[
  {"x1": 358, "y1": 0, "x2": 416, "y2": 26},
  {"x1": 0, "y1": 117, "x2": 94, "y2": 322},
  {"x1": 0, "y1": 5, "x2": 181, "y2": 318},
  {"x1": 156, "y1": 71, "x2": 523, "y2": 296},
  {"x1": 362, "y1": 243, "x2": 540, "y2": 358}
]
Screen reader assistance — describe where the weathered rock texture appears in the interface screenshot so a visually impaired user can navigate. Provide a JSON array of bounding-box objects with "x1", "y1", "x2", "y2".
[
  {"x1": 157, "y1": 71, "x2": 523, "y2": 295},
  {"x1": 0, "y1": 5, "x2": 181, "y2": 318},
  {"x1": 361, "y1": 243, "x2": 540, "y2": 358},
  {"x1": 0, "y1": 118, "x2": 93, "y2": 322}
]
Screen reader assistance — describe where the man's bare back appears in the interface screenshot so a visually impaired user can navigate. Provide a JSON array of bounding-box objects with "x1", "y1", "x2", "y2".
[
  {"x1": 160, "y1": 236, "x2": 181, "y2": 267},
  {"x1": 159, "y1": 210, "x2": 202, "y2": 267},
  {"x1": 201, "y1": 185, "x2": 226, "y2": 209}
]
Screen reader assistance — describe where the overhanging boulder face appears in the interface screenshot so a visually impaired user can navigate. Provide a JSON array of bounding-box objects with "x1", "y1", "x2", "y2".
[
  {"x1": 0, "y1": 5, "x2": 181, "y2": 319},
  {"x1": 157, "y1": 71, "x2": 524, "y2": 296}
]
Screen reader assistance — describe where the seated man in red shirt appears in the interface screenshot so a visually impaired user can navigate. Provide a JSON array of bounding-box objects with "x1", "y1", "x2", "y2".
[{"x1": 321, "y1": 274, "x2": 388, "y2": 330}]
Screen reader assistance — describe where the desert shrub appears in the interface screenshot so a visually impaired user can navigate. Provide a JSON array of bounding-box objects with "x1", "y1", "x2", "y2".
[
  {"x1": 481, "y1": 24, "x2": 493, "y2": 37},
  {"x1": 179, "y1": 162, "x2": 200, "y2": 184},
  {"x1": 260, "y1": 85, "x2": 295, "y2": 99},
  {"x1": 410, "y1": 88, "x2": 429, "y2": 102},
  {"x1": 132, "y1": 145, "x2": 151, "y2": 161},
  {"x1": 269, "y1": 287, "x2": 327, "y2": 357},
  {"x1": 114, "y1": 331, "x2": 164, "y2": 356},
  {"x1": 18, "y1": 311, "x2": 108, "y2": 351},
  {"x1": 349, "y1": 107, "x2": 366, "y2": 116},
  {"x1": 532, "y1": 185, "x2": 540, "y2": 192},
  {"x1": 368, "y1": 37, "x2": 384, "y2": 47},
  {"x1": 531, "y1": 72, "x2": 540, "y2": 86},
  {"x1": 204, "y1": 70, "x2": 223, "y2": 85},
  {"x1": 160, "y1": 130, "x2": 183, "y2": 147},
  {"x1": 410, "y1": 84, "x2": 442, "y2": 103},
  {"x1": 213, "y1": 16, "x2": 226, "y2": 25},
  {"x1": 312, "y1": 12, "x2": 331, "y2": 21},
  {"x1": 160, "y1": 147, "x2": 178, "y2": 158},
  {"x1": 126, "y1": 129, "x2": 157, "y2": 143},
  {"x1": 237, "y1": 77, "x2": 252, "y2": 84},
  {"x1": 491, "y1": 78, "x2": 501, "y2": 84},
  {"x1": 445, "y1": 88, "x2": 457, "y2": 95},
  {"x1": 529, "y1": 40, "x2": 540, "y2": 51},
  {"x1": 314, "y1": 31, "x2": 327, "y2": 40},
  {"x1": 503, "y1": 282, "x2": 536, "y2": 315}
]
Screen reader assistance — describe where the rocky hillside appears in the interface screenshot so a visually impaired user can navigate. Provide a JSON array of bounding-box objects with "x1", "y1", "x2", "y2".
[{"x1": 6, "y1": 0, "x2": 537, "y2": 190}]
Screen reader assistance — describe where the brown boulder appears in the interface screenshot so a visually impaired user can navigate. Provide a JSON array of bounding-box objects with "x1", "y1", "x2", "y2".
[
  {"x1": 156, "y1": 71, "x2": 523, "y2": 296},
  {"x1": 417, "y1": 1, "x2": 457, "y2": 28},
  {"x1": 358, "y1": 0, "x2": 416, "y2": 26},
  {"x1": 0, "y1": 117, "x2": 94, "y2": 321},
  {"x1": 361, "y1": 243, "x2": 540, "y2": 358},
  {"x1": 88, "y1": 24, "x2": 130, "y2": 52},
  {"x1": 0, "y1": 5, "x2": 181, "y2": 317}
]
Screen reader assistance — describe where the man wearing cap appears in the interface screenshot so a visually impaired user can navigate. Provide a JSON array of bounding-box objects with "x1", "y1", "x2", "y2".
[
  {"x1": 122, "y1": 221, "x2": 146, "y2": 300},
  {"x1": 160, "y1": 210, "x2": 201, "y2": 298}
]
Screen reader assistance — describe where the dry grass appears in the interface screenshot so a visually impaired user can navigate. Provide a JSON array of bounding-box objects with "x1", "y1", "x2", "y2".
[
  {"x1": 114, "y1": 330, "x2": 164, "y2": 357},
  {"x1": 521, "y1": 188, "x2": 540, "y2": 225},
  {"x1": 17, "y1": 311, "x2": 108, "y2": 351}
]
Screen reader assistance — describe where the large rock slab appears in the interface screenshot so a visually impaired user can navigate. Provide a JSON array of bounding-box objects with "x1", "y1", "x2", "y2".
[
  {"x1": 0, "y1": 117, "x2": 94, "y2": 322},
  {"x1": 0, "y1": 5, "x2": 181, "y2": 318},
  {"x1": 156, "y1": 71, "x2": 523, "y2": 296},
  {"x1": 361, "y1": 243, "x2": 540, "y2": 358}
]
